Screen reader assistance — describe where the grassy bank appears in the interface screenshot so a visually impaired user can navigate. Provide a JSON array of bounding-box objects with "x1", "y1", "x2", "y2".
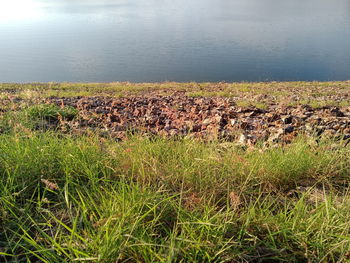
[
  {"x1": 1, "y1": 81, "x2": 350, "y2": 107},
  {"x1": 1, "y1": 82, "x2": 350, "y2": 262},
  {"x1": 1, "y1": 131, "x2": 350, "y2": 262}
]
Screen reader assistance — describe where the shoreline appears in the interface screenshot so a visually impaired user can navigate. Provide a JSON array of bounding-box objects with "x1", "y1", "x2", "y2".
[{"x1": 1, "y1": 81, "x2": 350, "y2": 146}]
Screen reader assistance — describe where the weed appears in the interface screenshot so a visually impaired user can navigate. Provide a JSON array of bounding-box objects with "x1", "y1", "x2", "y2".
[
  {"x1": 26, "y1": 104, "x2": 78, "y2": 121},
  {"x1": 0, "y1": 132, "x2": 350, "y2": 262}
]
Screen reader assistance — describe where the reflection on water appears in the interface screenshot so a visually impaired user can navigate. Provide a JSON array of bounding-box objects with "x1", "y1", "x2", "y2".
[
  {"x1": 0, "y1": 0, "x2": 43, "y2": 22},
  {"x1": 0, "y1": 0, "x2": 349, "y2": 82}
]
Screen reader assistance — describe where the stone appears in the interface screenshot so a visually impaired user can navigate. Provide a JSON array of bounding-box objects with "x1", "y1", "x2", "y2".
[
  {"x1": 39, "y1": 93, "x2": 350, "y2": 146},
  {"x1": 238, "y1": 134, "x2": 247, "y2": 144},
  {"x1": 282, "y1": 115, "x2": 293, "y2": 124},
  {"x1": 202, "y1": 118, "x2": 212, "y2": 125},
  {"x1": 284, "y1": 125, "x2": 294, "y2": 134}
]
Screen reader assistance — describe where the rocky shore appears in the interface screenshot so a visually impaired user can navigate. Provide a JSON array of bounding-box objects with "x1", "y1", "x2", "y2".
[{"x1": 45, "y1": 94, "x2": 350, "y2": 145}]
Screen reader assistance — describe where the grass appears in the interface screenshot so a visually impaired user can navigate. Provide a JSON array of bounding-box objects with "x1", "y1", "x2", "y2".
[
  {"x1": 1, "y1": 127, "x2": 350, "y2": 262},
  {"x1": 0, "y1": 81, "x2": 349, "y2": 105},
  {"x1": 1, "y1": 82, "x2": 350, "y2": 262},
  {"x1": 26, "y1": 104, "x2": 78, "y2": 121}
]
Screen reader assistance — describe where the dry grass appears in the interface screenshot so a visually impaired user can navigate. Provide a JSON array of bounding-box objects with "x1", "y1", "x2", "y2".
[{"x1": 0, "y1": 81, "x2": 349, "y2": 108}]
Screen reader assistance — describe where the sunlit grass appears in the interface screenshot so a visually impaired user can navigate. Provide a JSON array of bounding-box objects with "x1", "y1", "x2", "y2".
[
  {"x1": 0, "y1": 128, "x2": 350, "y2": 262},
  {"x1": 1, "y1": 81, "x2": 349, "y2": 106},
  {"x1": 1, "y1": 81, "x2": 350, "y2": 262}
]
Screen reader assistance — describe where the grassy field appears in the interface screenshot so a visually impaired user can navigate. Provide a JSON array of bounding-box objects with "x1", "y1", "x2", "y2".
[
  {"x1": 1, "y1": 81, "x2": 350, "y2": 107},
  {"x1": 1, "y1": 82, "x2": 350, "y2": 262}
]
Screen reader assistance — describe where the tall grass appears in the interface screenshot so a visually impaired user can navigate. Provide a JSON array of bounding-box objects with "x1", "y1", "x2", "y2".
[{"x1": 0, "y1": 131, "x2": 350, "y2": 262}]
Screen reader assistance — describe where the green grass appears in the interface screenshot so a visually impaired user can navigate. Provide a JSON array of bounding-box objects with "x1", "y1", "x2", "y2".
[
  {"x1": 0, "y1": 104, "x2": 79, "y2": 134},
  {"x1": 1, "y1": 130, "x2": 350, "y2": 262},
  {"x1": 26, "y1": 104, "x2": 78, "y2": 121},
  {"x1": 1, "y1": 81, "x2": 350, "y2": 105},
  {"x1": 1, "y1": 81, "x2": 350, "y2": 262}
]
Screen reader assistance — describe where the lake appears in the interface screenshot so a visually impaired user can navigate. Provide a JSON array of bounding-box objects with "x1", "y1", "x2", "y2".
[{"x1": 0, "y1": 0, "x2": 350, "y2": 82}]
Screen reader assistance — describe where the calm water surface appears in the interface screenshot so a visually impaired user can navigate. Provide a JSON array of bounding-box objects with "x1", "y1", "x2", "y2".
[{"x1": 0, "y1": 0, "x2": 350, "y2": 82}]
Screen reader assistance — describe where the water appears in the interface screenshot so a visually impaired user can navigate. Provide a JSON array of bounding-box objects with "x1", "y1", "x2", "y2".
[{"x1": 0, "y1": 0, "x2": 350, "y2": 82}]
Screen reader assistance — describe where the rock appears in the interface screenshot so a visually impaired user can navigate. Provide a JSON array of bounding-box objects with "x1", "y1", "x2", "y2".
[
  {"x1": 40, "y1": 94, "x2": 350, "y2": 146},
  {"x1": 284, "y1": 125, "x2": 294, "y2": 134},
  {"x1": 215, "y1": 115, "x2": 222, "y2": 123},
  {"x1": 305, "y1": 123, "x2": 313, "y2": 132},
  {"x1": 238, "y1": 134, "x2": 247, "y2": 144},
  {"x1": 169, "y1": 129, "x2": 179, "y2": 136},
  {"x1": 230, "y1": 119, "x2": 237, "y2": 126},
  {"x1": 282, "y1": 115, "x2": 293, "y2": 124},
  {"x1": 332, "y1": 124, "x2": 341, "y2": 130},
  {"x1": 268, "y1": 129, "x2": 284, "y2": 143},
  {"x1": 202, "y1": 118, "x2": 212, "y2": 125},
  {"x1": 330, "y1": 107, "x2": 345, "y2": 117}
]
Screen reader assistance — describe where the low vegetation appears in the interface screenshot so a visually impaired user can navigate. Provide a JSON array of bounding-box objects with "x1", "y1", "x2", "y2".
[
  {"x1": 1, "y1": 131, "x2": 350, "y2": 262},
  {"x1": 0, "y1": 81, "x2": 349, "y2": 107},
  {"x1": 26, "y1": 104, "x2": 78, "y2": 121},
  {"x1": 0, "y1": 82, "x2": 350, "y2": 262}
]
